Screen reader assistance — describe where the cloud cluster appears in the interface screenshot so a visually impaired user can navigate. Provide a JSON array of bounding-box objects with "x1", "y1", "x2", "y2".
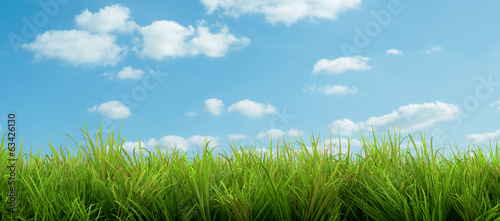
[
  {"x1": 22, "y1": 5, "x2": 249, "y2": 66},
  {"x1": 200, "y1": 0, "x2": 362, "y2": 25},
  {"x1": 313, "y1": 56, "x2": 372, "y2": 75},
  {"x1": 330, "y1": 101, "x2": 459, "y2": 136},
  {"x1": 122, "y1": 135, "x2": 220, "y2": 153},
  {"x1": 88, "y1": 101, "x2": 132, "y2": 119},
  {"x1": 204, "y1": 98, "x2": 277, "y2": 117},
  {"x1": 139, "y1": 21, "x2": 250, "y2": 59}
]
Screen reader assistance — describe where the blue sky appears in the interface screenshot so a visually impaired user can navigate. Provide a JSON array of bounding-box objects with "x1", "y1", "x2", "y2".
[{"x1": 2, "y1": 0, "x2": 500, "y2": 164}]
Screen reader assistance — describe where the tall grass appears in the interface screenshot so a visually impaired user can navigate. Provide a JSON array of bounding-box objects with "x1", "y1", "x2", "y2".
[{"x1": 1, "y1": 120, "x2": 500, "y2": 220}]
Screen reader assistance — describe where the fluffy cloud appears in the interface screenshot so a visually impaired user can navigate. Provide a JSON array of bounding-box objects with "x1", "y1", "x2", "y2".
[
  {"x1": 386, "y1": 49, "x2": 403, "y2": 56},
  {"x1": 75, "y1": 4, "x2": 138, "y2": 33},
  {"x1": 102, "y1": 67, "x2": 145, "y2": 80},
  {"x1": 303, "y1": 84, "x2": 358, "y2": 95},
  {"x1": 200, "y1": 0, "x2": 362, "y2": 25},
  {"x1": 88, "y1": 101, "x2": 132, "y2": 119},
  {"x1": 22, "y1": 30, "x2": 126, "y2": 66},
  {"x1": 122, "y1": 135, "x2": 220, "y2": 153},
  {"x1": 257, "y1": 129, "x2": 285, "y2": 139},
  {"x1": 227, "y1": 99, "x2": 276, "y2": 117},
  {"x1": 116, "y1": 67, "x2": 145, "y2": 80},
  {"x1": 229, "y1": 134, "x2": 247, "y2": 140},
  {"x1": 139, "y1": 20, "x2": 250, "y2": 59},
  {"x1": 424, "y1": 45, "x2": 442, "y2": 54},
  {"x1": 205, "y1": 98, "x2": 224, "y2": 116},
  {"x1": 186, "y1": 111, "x2": 197, "y2": 117},
  {"x1": 313, "y1": 56, "x2": 372, "y2": 75},
  {"x1": 466, "y1": 130, "x2": 500, "y2": 144},
  {"x1": 330, "y1": 101, "x2": 459, "y2": 136}
]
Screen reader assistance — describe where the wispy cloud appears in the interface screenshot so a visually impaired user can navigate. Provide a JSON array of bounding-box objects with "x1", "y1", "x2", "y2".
[
  {"x1": 257, "y1": 129, "x2": 285, "y2": 139},
  {"x1": 102, "y1": 67, "x2": 145, "y2": 80},
  {"x1": 424, "y1": 45, "x2": 442, "y2": 54},
  {"x1": 466, "y1": 130, "x2": 500, "y2": 144},
  {"x1": 490, "y1": 100, "x2": 500, "y2": 111},
  {"x1": 303, "y1": 84, "x2": 358, "y2": 95},
  {"x1": 200, "y1": 0, "x2": 362, "y2": 25},
  {"x1": 386, "y1": 49, "x2": 404, "y2": 56},
  {"x1": 186, "y1": 111, "x2": 197, "y2": 117},
  {"x1": 228, "y1": 134, "x2": 247, "y2": 140},
  {"x1": 330, "y1": 101, "x2": 459, "y2": 136}
]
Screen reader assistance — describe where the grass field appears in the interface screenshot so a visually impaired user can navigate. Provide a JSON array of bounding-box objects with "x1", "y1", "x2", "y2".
[{"x1": 1, "y1": 120, "x2": 500, "y2": 220}]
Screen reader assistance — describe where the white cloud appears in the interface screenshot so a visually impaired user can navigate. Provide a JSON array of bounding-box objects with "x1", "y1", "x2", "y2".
[
  {"x1": 205, "y1": 98, "x2": 224, "y2": 116},
  {"x1": 75, "y1": 4, "x2": 138, "y2": 33},
  {"x1": 424, "y1": 45, "x2": 442, "y2": 54},
  {"x1": 139, "y1": 20, "x2": 249, "y2": 59},
  {"x1": 229, "y1": 134, "x2": 247, "y2": 140},
  {"x1": 189, "y1": 24, "x2": 251, "y2": 57},
  {"x1": 88, "y1": 101, "x2": 132, "y2": 119},
  {"x1": 200, "y1": 0, "x2": 362, "y2": 25},
  {"x1": 466, "y1": 130, "x2": 500, "y2": 144},
  {"x1": 117, "y1": 67, "x2": 145, "y2": 80},
  {"x1": 303, "y1": 84, "x2": 358, "y2": 95},
  {"x1": 313, "y1": 56, "x2": 372, "y2": 75},
  {"x1": 330, "y1": 119, "x2": 359, "y2": 136},
  {"x1": 101, "y1": 71, "x2": 115, "y2": 80},
  {"x1": 330, "y1": 101, "x2": 459, "y2": 136},
  {"x1": 227, "y1": 99, "x2": 276, "y2": 117},
  {"x1": 287, "y1": 129, "x2": 304, "y2": 138},
  {"x1": 188, "y1": 135, "x2": 220, "y2": 148},
  {"x1": 257, "y1": 129, "x2": 285, "y2": 139},
  {"x1": 386, "y1": 49, "x2": 403, "y2": 56},
  {"x1": 22, "y1": 30, "x2": 126, "y2": 66},
  {"x1": 186, "y1": 111, "x2": 197, "y2": 117},
  {"x1": 0, "y1": 125, "x2": 2, "y2": 133},
  {"x1": 103, "y1": 67, "x2": 145, "y2": 80},
  {"x1": 490, "y1": 100, "x2": 500, "y2": 111}
]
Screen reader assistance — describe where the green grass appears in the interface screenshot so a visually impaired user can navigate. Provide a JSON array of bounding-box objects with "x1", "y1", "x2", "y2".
[{"x1": 1, "y1": 120, "x2": 500, "y2": 220}]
